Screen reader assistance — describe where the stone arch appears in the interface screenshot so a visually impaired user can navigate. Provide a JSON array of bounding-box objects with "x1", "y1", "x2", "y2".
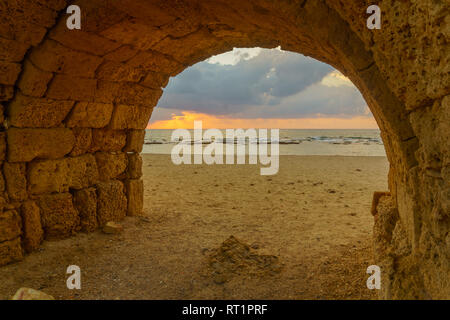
[{"x1": 0, "y1": 0, "x2": 448, "y2": 299}]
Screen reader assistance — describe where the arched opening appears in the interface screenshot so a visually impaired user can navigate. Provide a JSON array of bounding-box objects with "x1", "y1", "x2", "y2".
[
  {"x1": 139, "y1": 46, "x2": 389, "y2": 299},
  {"x1": 0, "y1": 0, "x2": 447, "y2": 299}
]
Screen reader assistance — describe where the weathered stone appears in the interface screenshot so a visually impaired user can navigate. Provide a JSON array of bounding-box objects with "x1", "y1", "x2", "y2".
[
  {"x1": 96, "y1": 180, "x2": 127, "y2": 226},
  {"x1": 0, "y1": 167, "x2": 5, "y2": 194},
  {"x1": 127, "y1": 153, "x2": 143, "y2": 179},
  {"x1": 125, "y1": 179, "x2": 144, "y2": 216},
  {"x1": 73, "y1": 188, "x2": 98, "y2": 232},
  {"x1": 0, "y1": 85, "x2": 14, "y2": 101},
  {"x1": 0, "y1": 103, "x2": 5, "y2": 125},
  {"x1": 0, "y1": 61, "x2": 21, "y2": 85},
  {"x1": 0, "y1": 210, "x2": 22, "y2": 242},
  {"x1": 371, "y1": 191, "x2": 391, "y2": 216},
  {"x1": 95, "y1": 81, "x2": 162, "y2": 106},
  {"x1": 90, "y1": 129, "x2": 126, "y2": 152},
  {"x1": 46, "y1": 74, "x2": 97, "y2": 101},
  {"x1": 48, "y1": 19, "x2": 121, "y2": 56},
  {"x1": 124, "y1": 130, "x2": 145, "y2": 153},
  {"x1": 7, "y1": 128, "x2": 75, "y2": 162},
  {"x1": 110, "y1": 105, "x2": 153, "y2": 130},
  {"x1": 0, "y1": 132, "x2": 5, "y2": 161},
  {"x1": 113, "y1": 83, "x2": 162, "y2": 107},
  {"x1": 100, "y1": 18, "x2": 166, "y2": 51},
  {"x1": 11, "y1": 288, "x2": 54, "y2": 300},
  {"x1": 17, "y1": 60, "x2": 54, "y2": 97},
  {"x1": 20, "y1": 201, "x2": 43, "y2": 252},
  {"x1": 0, "y1": 38, "x2": 28, "y2": 62},
  {"x1": 140, "y1": 71, "x2": 170, "y2": 89},
  {"x1": 96, "y1": 61, "x2": 147, "y2": 82},
  {"x1": 37, "y1": 193, "x2": 80, "y2": 239},
  {"x1": 66, "y1": 102, "x2": 114, "y2": 128},
  {"x1": 28, "y1": 154, "x2": 99, "y2": 194},
  {"x1": 127, "y1": 50, "x2": 184, "y2": 75},
  {"x1": 3, "y1": 162, "x2": 27, "y2": 201},
  {"x1": 95, "y1": 152, "x2": 128, "y2": 181},
  {"x1": 68, "y1": 155, "x2": 100, "y2": 190},
  {"x1": 0, "y1": 238, "x2": 23, "y2": 265},
  {"x1": 104, "y1": 45, "x2": 138, "y2": 62},
  {"x1": 29, "y1": 39, "x2": 102, "y2": 77},
  {"x1": 102, "y1": 221, "x2": 123, "y2": 234},
  {"x1": 8, "y1": 93, "x2": 74, "y2": 128},
  {"x1": 70, "y1": 128, "x2": 92, "y2": 157}
]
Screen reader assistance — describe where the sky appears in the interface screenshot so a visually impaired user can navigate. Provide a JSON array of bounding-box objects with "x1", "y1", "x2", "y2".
[{"x1": 149, "y1": 47, "x2": 378, "y2": 129}]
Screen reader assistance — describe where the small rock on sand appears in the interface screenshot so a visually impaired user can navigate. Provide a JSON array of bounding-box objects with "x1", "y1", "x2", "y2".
[
  {"x1": 11, "y1": 288, "x2": 54, "y2": 300},
  {"x1": 102, "y1": 221, "x2": 123, "y2": 234}
]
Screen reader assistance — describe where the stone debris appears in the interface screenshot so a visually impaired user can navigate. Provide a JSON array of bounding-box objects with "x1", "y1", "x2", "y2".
[
  {"x1": 102, "y1": 221, "x2": 124, "y2": 234},
  {"x1": 204, "y1": 236, "x2": 283, "y2": 284},
  {"x1": 11, "y1": 288, "x2": 55, "y2": 300}
]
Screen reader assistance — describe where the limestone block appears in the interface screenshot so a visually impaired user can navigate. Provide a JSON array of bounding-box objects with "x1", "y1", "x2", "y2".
[
  {"x1": 7, "y1": 128, "x2": 75, "y2": 162},
  {"x1": 0, "y1": 38, "x2": 28, "y2": 62},
  {"x1": 20, "y1": 201, "x2": 43, "y2": 252},
  {"x1": 140, "y1": 71, "x2": 170, "y2": 89},
  {"x1": 127, "y1": 153, "x2": 143, "y2": 179},
  {"x1": 17, "y1": 60, "x2": 54, "y2": 97},
  {"x1": 73, "y1": 188, "x2": 98, "y2": 232},
  {"x1": 0, "y1": 61, "x2": 21, "y2": 85},
  {"x1": 104, "y1": 45, "x2": 138, "y2": 62},
  {"x1": 409, "y1": 96, "x2": 450, "y2": 168},
  {"x1": 29, "y1": 39, "x2": 102, "y2": 77},
  {"x1": 37, "y1": 193, "x2": 80, "y2": 239},
  {"x1": 28, "y1": 154, "x2": 99, "y2": 194},
  {"x1": 0, "y1": 238, "x2": 23, "y2": 265},
  {"x1": 113, "y1": 83, "x2": 162, "y2": 107},
  {"x1": 127, "y1": 50, "x2": 184, "y2": 75},
  {"x1": 96, "y1": 180, "x2": 127, "y2": 226},
  {"x1": 124, "y1": 130, "x2": 145, "y2": 153},
  {"x1": 3, "y1": 162, "x2": 27, "y2": 201},
  {"x1": 95, "y1": 152, "x2": 128, "y2": 181},
  {"x1": 96, "y1": 60, "x2": 147, "y2": 82},
  {"x1": 90, "y1": 129, "x2": 126, "y2": 152},
  {"x1": 48, "y1": 19, "x2": 121, "y2": 56},
  {"x1": 100, "y1": 18, "x2": 166, "y2": 51},
  {"x1": 8, "y1": 93, "x2": 74, "y2": 128},
  {"x1": 125, "y1": 179, "x2": 143, "y2": 216},
  {"x1": 0, "y1": 210, "x2": 22, "y2": 242},
  {"x1": 0, "y1": 85, "x2": 14, "y2": 101},
  {"x1": 46, "y1": 74, "x2": 97, "y2": 101},
  {"x1": 0, "y1": 167, "x2": 5, "y2": 194},
  {"x1": 0, "y1": 103, "x2": 5, "y2": 124},
  {"x1": 67, "y1": 154, "x2": 100, "y2": 190},
  {"x1": 0, "y1": 132, "x2": 5, "y2": 161},
  {"x1": 70, "y1": 128, "x2": 92, "y2": 157},
  {"x1": 66, "y1": 102, "x2": 114, "y2": 128},
  {"x1": 110, "y1": 105, "x2": 153, "y2": 130}
]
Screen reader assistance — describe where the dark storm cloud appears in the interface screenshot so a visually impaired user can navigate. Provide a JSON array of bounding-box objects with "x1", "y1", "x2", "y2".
[{"x1": 156, "y1": 49, "x2": 369, "y2": 119}]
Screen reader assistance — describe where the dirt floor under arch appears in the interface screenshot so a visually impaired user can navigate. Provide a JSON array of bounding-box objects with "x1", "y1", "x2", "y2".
[{"x1": 0, "y1": 155, "x2": 389, "y2": 300}]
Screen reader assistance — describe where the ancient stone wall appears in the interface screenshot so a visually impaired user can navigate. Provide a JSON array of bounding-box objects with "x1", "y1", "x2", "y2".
[{"x1": 0, "y1": 0, "x2": 448, "y2": 299}]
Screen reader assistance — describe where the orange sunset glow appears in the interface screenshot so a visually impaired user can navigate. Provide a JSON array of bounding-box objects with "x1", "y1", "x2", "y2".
[{"x1": 148, "y1": 111, "x2": 379, "y2": 129}]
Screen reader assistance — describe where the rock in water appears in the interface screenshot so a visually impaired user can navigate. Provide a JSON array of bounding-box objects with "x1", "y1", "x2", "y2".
[
  {"x1": 11, "y1": 288, "x2": 54, "y2": 300},
  {"x1": 102, "y1": 221, "x2": 123, "y2": 234}
]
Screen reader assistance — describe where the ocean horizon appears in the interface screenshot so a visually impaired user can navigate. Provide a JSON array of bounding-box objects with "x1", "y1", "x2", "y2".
[{"x1": 143, "y1": 128, "x2": 386, "y2": 157}]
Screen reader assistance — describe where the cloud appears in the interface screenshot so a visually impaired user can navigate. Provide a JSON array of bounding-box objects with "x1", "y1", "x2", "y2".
[{"x1": 155, "y1": 48, "x2": 371, "y2": 120}]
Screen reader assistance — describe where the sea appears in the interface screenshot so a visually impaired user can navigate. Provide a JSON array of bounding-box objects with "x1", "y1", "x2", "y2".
[{"x1": 143, "y1": 129, "x2": 386, "y2": 157}]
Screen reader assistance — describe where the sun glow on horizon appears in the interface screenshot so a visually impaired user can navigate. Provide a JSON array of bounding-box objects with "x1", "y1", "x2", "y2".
[{"x1": 148, "y1": 110, "x2": 379, "y2": 130}]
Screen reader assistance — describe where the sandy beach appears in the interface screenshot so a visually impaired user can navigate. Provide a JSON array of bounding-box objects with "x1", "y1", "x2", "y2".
[{"x1": 0, "y1": 154, "x2": 389, "y2": 300}]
